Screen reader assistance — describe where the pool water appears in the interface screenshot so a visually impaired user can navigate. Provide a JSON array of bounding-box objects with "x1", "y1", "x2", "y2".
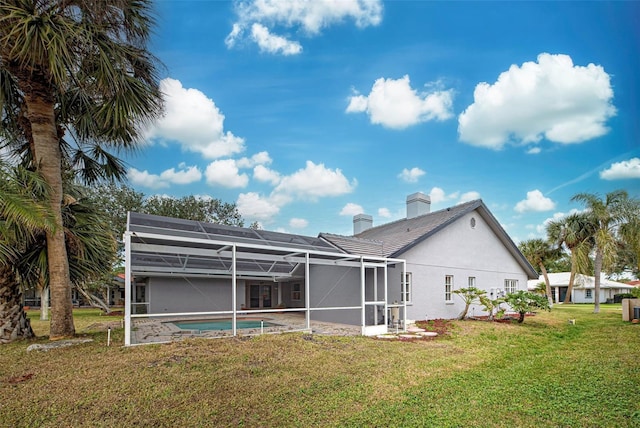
[{"x1": 173, "y1": 319, "x2": 275, "y2": 331}]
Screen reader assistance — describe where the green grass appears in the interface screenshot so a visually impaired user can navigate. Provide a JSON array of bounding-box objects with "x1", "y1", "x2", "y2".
[{"x1": 1, "y1": 305, "x2": 638, "y2": 427}]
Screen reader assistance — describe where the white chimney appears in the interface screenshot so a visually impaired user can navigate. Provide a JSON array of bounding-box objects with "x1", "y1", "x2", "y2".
[
  {"x1": 406, "y1": 192, "x2": 431, "y2": 219},
  {"x1": 353, "y1": 214, "x2": 373, "y2": 235}
]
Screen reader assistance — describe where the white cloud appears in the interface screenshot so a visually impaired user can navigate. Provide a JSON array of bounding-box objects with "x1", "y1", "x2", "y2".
[
  {"x1": 250, "y1": 23, "x2": 302, "y2": 55},
  {"x1": 236, "y1": 160, "x2": 356, "y2": 224},
  {"x1": 128, "y1": 165, "x2": 202, "y2": 189},
  {"x1": 273, "y1": 161, "x2": 356, "y2": 201},
  {"x1": 205, "y1": 159, "x2": 249, "y2": 188},
  {"x1": 378, "y1": 207, "x2": 391, "y2": 218},
  {"x1": 237, "y1": 151, "x2": 272, "y2": 168},
  {"x1": 600, "y1": 157, "x2": 640, "y2": 180},
  {"x1": 236, "y1": 192, "x2": 281, "y2": 221},
  {"x1": 253, "y1": 164, "x2": 281, "y2": 185},
  {"x1": 515, "y1": 190, "x2": 556, "y2": 213},
  {"x1": 340, "y1": 202, "x2": 364, "y2": 216},
  {"x1": 289, "y1": 218, "x2": 309, "y2": 229},
  {"x1": 458, "y1": 191, "x2": 481, "y2": 203},
  {"x1": 428, "y1": 187, "x2": 448, "y2": 204},
  {"x1": 346, "y1": 76, "x2": 454, "y2": 129},
  {"x1": 146, "y1": 78, "x2": 245, "y2": 159},
  {"x1": 527, "y1": 147, "x2": 542, "y2": 155},
  {"x1": 458, "y1": 53, "x2": 616, "y2": 149},
  {"x1": 398, "y1": 167, "x2": 426, "y2": 183},
  {"x1": 226, "y1": 0, "x2": 383, "y2": 55}
]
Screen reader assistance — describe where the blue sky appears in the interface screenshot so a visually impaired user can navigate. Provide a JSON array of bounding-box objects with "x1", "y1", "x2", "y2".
[{"x1": 125, "y1": 0, "x2": 640, "y2": 241}]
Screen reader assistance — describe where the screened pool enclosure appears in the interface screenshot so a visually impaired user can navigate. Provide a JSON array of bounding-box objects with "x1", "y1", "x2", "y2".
[{"x1": 124, "y1": 212, "x2": 407, "y2": 345}]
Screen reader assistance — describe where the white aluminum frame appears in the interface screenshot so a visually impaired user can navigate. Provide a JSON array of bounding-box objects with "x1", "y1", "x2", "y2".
[{"x1": 124, "y1": 228, "x2": 405, "y2": 345}]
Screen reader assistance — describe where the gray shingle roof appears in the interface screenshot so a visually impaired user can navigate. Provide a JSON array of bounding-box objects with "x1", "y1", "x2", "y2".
[
  {"x1": 320, "y1": 199, "x2": 538, "y2": 279},
  {"x1": 318, "y1": 234, "x2": 386, "y2": 257}
]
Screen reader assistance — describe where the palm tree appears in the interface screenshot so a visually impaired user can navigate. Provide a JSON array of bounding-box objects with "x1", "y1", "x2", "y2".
[
  {"x1": 518, "y1": 238, "x2": 558, "y2": 307},
  {"x1": 16, "y1": 182, "x2": 117, "y2": 318},
  {"x1": 546, "y1": 212, "x2": 595, "y2": 303},
  {"x1": 1, "y1": 1, "x2": 162, "y2": 338},
  {"x1": 571, "y1": 190, "x2": 640, "y2": 313},
  {"x1": 0, "y1": 163, "x2": 54, "y2": 343}
]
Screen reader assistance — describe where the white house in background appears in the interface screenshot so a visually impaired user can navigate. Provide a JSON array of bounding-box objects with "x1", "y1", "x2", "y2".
[
  {"x1": 527, "y1": 272, "x2": 635, "y2": 304},
  {"x1": 321, "y1": 193, "x2": 538, "y2": 321}
]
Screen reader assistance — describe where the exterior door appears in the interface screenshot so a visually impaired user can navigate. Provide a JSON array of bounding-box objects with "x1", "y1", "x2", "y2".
[{"x1": 249, "y1": 284, "x2": 272, "y2": 308}]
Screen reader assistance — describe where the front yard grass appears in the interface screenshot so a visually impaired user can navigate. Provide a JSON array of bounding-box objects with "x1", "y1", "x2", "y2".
[{"x1": 1, "y1": 304, "x2": 638, "y2": 427}]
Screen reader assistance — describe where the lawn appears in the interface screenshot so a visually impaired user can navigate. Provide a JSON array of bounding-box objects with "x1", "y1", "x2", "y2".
[{"x1": 1, "y1": 305, "x2": 638, "y2": 427}]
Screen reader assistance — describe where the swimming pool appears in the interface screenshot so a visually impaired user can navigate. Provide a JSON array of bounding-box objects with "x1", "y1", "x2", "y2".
[{"x1": 172, "y1": 319, "x2": 275, "y2": 331}]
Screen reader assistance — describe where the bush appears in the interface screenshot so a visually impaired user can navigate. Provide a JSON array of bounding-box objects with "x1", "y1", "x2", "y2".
[
  {"x1": 504, "y1": 290, "x2": 551, "y2": 323},
  {"x1": 614, "y1": 293, "x2": 634, "y2": 303}
]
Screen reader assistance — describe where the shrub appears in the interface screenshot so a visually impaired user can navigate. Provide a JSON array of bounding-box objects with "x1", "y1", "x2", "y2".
[{"x1": 504, "y1": 290, "x2": 551, "y2": 323}]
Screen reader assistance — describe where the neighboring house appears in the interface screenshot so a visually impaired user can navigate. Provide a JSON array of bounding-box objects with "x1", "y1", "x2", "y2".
[
  {"x1": 527, "y1": 272, "x2": 635, "y2": 303},
  {"x1": 22, "y1": 276, "x2": 125, "y2": 308},
  {"x1": 123, "y1": 193, "x2": 537, "y2": 345},
  {"x1": 321, "y1": 193, "x2": 538, "y2": 321}
]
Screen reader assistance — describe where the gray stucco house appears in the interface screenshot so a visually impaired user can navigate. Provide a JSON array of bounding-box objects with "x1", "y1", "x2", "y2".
[
  {"x1": 124, "y1": 192, "x2": 537, "y2": 345},
  {"x1": 321, "y1": 193, "x2": 538, "y2": 321}
]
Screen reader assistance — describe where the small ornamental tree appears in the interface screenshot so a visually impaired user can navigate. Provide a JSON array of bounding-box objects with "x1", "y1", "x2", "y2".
[
  {"x1": 453, "y1": 287, "x2": 485, "y2": 320},
  {"x1": 504, "y1": 290, "x2": 551, "y2": 323},
  {"x1": 479, "y1": 295, "x2": 505, "y2": 321}
]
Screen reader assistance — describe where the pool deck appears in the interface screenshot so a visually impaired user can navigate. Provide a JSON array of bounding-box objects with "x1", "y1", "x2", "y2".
[{"x1": 131, "y1": 312, "x2": 361, "y2": 345}]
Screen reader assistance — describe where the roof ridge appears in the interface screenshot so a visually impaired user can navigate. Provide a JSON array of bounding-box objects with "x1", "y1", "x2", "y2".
[{"x1": 354, "y1": 199, "x2": 482, "y2": 236}]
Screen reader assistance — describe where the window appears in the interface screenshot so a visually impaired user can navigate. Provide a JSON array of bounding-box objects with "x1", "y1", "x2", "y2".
[
  {"x1": 401, "y1": 272, "x2": 412, "y2": 303},
  {"x1": 504, "y1": 279, "x2": 518, "y2": 294},
  {"x1": 445, "y1": 275, "x2": 453, "y2": 302},
  {"x1": 585, "y1": 289, "x2": 592, "y2": 299},
  {"x1": 468, "y1": 277, "x2": 476, "y2": 287},
  {"x1": 291, "y1": 283, "x2": 301, "y2": 301}
]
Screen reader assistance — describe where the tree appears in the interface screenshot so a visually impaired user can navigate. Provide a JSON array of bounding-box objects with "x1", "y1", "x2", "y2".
[
  {"x1": 453, "y1": 286, "x2": 485, "y2": 320},
  {"x1": 572, "y1": 190, "x2": 640, "y2": 313},
  {"x1": 504, "y1": 290, "x2": 550, "y2": 323},
  {"x1": 83, "y1": 184, "x2": 246, "y2": 245},
  {"x1": 0, "y1": 163, "x2": 54, "y2": 343},
  {"x1": 546, "y1": 213, "x2": 595, "y2": 303},
  {"x1": 14, "y1": 181, "x2": 117, "y2": 320},
  {"x1": 479, "y1": 295, "x2": 505, "y2": 321},
  {"x1": 1, "y1": 1, "x2": 162, "y2": 338},
  {"x1": 518, "y1": 239, "x2": 559, "y2": 307}
]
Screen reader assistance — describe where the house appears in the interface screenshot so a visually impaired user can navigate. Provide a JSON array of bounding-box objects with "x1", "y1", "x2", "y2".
[
  {"x1": 527, "y1": 272, "x2": 636, "y2": 303},
  {"x1": 321, "y1": 193, "x2": 538, "y2": 321},
  {"x1": 123, "y1": 193, "x2": 537, "y2": 345}
]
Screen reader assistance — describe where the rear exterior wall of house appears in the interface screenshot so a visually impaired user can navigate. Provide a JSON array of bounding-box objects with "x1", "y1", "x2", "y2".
[{"x1": 400, "y1": 211, "x2": 530, "y2": 321}]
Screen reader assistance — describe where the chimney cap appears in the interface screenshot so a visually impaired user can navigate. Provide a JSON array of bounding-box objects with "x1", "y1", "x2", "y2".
[{"x1": 406, "y1": 192, "x2": 430, "y2": 203}]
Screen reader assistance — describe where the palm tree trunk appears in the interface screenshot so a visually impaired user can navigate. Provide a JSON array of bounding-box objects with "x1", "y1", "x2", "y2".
[
  {"x1": 0, "y1": 265, "x2": 35, "y2": 344},
  {"x1": 593, "y1": 249, "x2": 603, "y2": 314},
  {"x1": 563, "y1": 253, "x2": 577, "y2": 304},
  {"x1": 39, "y1": 283, "x2": 49, "y2": 321},
  {"x1": 540, "y1": 263, "x2": 554, "y2": 307},
  {"x1": 22, "y1": 76, "x2": 75, "y2": 339}
]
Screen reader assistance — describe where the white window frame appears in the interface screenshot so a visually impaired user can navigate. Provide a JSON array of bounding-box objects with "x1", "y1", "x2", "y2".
[
  {"x1": 445, "y1": 275, "x2": 453, "y2": 302},
  {"x1": 585, "y1": 289, "x2": 592, "y2": 299},
  {"x1": 468, "y1": 277, "x2": 476, "y2": 288},
  {"x1": 291, "y1": 283, "x2": 301, "y2": 301},
  {"x1": 401, "y1": 272, "x2": 412, "y2": 303},
  {"x1": 504, "y1": 279, "x2": 518, "y2": 294}
]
